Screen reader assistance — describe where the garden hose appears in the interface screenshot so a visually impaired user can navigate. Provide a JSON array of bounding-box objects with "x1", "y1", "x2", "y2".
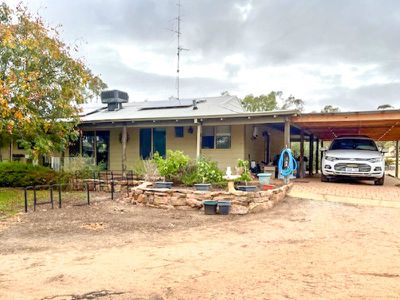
[{"x1": 278, "y1": 148, "x2": 297, "y2": 179}]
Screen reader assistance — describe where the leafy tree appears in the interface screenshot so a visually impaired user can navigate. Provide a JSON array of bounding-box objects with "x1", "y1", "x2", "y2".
[
  {"x1": 281, "y1": 95, "x2": 304, "y2": 112},
  {"x1": 377, "y1": 104, "x2": 394, "y2": 110},
  {"x1": 321, "y1": 105, "x2": 340, "y2": 113},
  {"x1": 0, "y1": 3, "x2": 105, "y2": 159},
  {"x1": 241, "y1": 91, "x2": 280, "y2": 112},
  {"x1": 242, "y1": 91, "x2": 304, "y2": 112}
]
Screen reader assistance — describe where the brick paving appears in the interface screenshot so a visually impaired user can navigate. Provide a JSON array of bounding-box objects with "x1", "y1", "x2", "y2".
[{"x1": 288, "y1": 175, "x2": 400, "y2": 208}]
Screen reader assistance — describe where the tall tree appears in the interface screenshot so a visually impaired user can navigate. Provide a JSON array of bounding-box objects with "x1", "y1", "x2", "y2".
[
  {"x1": 377, "y1": 104, "x2": 394, "y2": 110},
  {"x1": 241, "y1": 91, "x2": 280, "y2": 112},
  {"x1": 0, "y1": 3, "x2": 105, "y2": 159},
  {"x1": 281, "y1": 95, "x2": 304, "y2": 112},
  {"x1": 321, "y1": 105, "x2": 340, "y2": 113}
]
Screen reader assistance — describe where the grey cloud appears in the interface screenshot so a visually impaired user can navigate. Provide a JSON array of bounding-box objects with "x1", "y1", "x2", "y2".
[{"x1": 315, "y1": 82, "x2": 400, "y2": 111}]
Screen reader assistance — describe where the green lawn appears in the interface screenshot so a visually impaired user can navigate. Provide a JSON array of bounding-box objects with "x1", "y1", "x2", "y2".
[{"x1": 0, "y1": 188, "x2": 87, "y2": 218}]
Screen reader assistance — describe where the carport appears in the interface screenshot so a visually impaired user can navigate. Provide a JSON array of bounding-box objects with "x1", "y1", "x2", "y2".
[{"x1": 290, "y1": 110, "x2": 400, "y2": 178}]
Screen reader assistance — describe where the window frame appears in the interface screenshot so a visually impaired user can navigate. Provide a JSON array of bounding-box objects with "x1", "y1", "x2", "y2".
[{"x1": 201, "y1": 125, "x2": 231, "y2": 149}]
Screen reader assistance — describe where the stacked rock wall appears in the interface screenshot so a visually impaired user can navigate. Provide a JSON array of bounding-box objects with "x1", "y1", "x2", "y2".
[{"x1": 129, "y1": 183, "x2": 292, "y2": 214}]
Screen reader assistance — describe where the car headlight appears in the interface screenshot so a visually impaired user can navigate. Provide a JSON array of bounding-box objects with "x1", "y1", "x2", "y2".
[
  {"x1": 367, "y1": 157, "x2": 383, "y2": 163},
  {"x1": 325, "y1": 156, "x2": 337, "y2": 162}
]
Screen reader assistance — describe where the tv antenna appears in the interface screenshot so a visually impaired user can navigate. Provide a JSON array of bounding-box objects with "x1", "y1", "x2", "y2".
[{"x1": 174, "y1": 0, "x2": 189, "y2": 101}]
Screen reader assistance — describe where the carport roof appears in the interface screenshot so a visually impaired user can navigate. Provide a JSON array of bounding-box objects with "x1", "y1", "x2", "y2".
[{"x1": 292, "y1": 109, "x2": 400, "y2": 141}]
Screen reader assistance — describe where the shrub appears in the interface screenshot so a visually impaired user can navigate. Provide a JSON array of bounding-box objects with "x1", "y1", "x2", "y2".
[
  {"x1": 196, "y1": 157, "x2": 224, "y2": 184},
  {"x1": 237, "y1": 159, "x2": 252, "y2": 183},
  {"x1": 153, "y1": 150, "x2": 190, "y2": 181},
  {"x1": 142, "y1": 159, "x2": 160, "y2": 182},
  {"x1": 0, "y1": 161, "x2": 57, "y2": 187},
  {"x1": 181, "y1": 163, "x2": 199, "y2": 186}
]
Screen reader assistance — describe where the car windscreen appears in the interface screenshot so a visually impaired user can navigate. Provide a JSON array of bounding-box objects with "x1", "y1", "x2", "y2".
[{"x1": 330, "y1": 138, "x2": 378, "y2": 151}]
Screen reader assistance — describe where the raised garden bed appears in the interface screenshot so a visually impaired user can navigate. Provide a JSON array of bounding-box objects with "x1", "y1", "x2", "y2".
[{"x1": 127, "y1": 182, "x2": 292, "y2": 215}]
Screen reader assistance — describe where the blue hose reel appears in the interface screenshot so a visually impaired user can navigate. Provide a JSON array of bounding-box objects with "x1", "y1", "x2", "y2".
[{"x1": 278, "y1": 148, "x2": 297, "y2": 182}]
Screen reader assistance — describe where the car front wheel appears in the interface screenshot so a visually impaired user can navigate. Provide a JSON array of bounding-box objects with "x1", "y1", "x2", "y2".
[
  {"x1": 374, "y1": 176, "x2": 384, "y2": 186},
  {"x1": 321, "y1": 173, "x2": 329, "y2": 182}
]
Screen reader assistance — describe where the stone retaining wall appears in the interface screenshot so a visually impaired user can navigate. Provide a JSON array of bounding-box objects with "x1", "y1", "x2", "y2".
[{"x1": 128, "y1": 183, "x2": 293, "y2": 214}]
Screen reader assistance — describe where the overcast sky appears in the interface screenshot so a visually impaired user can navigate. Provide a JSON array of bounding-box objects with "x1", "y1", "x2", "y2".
[{"x1": 5, "y1": 0, "x2": 400, "y2": 111}]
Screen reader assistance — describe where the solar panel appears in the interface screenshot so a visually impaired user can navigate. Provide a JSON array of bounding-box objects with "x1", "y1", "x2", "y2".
[{"x1": 138, "y1": 99, "x2": 205, "y2": 110}]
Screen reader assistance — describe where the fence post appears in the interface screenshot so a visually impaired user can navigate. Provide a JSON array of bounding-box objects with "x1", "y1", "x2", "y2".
[
  {"x1": 86, "y1": 182, "x2": 90, "y2": 205},
  {"x1": 50, "y1": 186, "x2": 54, "y2": 209},
  {"x1": 33, "y1": 186, "x2": 37, "y2": 211},
  {"x1": 111, "y1": 171, "x2": 114, "y2": 200},
  {"x1": 58, "y1": 184, "x2": 62, "y2": 208},
  {"x1": 24, "y1": 188, "x2": 28, "y2": 213}
]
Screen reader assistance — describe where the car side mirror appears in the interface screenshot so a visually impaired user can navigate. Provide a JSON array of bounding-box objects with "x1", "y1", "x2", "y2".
[
  {"x1": 381, "y1": 148, "x2": 388, "y2": 153},
  {"x1": 320, "y1": 147, "x2": 328, "y2": 152}
]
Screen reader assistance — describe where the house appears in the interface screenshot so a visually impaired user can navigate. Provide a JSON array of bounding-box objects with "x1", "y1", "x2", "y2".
[
  {"x1": 1, "y1": 90, "x2": 400, "y2": 178},
  {"x1": 71, "y1": 92, "x2": 297, "y2": 172}
]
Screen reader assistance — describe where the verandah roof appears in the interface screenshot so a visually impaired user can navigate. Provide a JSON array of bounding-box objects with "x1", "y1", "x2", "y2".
[{"x1": 292, "y1": 110, "x2": 400, "y2": 141}]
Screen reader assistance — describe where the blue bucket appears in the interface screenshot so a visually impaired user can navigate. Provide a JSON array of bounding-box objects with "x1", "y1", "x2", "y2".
[{"x1": 257, "y1": 173, "x2": 272, "y2": 185}]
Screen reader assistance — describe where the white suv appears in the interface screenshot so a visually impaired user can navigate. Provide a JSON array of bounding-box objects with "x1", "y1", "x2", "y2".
[{"x1": 321, "y1": 136, "x2": 385, "y2": 185}]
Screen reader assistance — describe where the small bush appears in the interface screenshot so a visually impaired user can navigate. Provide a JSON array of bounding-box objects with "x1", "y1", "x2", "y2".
[
  {"x1": 0, "y1": 161, "x2": 57, "y2": 187},
  {"x1": 237, "y1": 159, "x2": 252, "y2": 183},
  {"x1": 196, "y1": 157, "x2": 224, "y2": 184},
  {"x1": 181, "y1": 163, "x2": 199, "y2": 186},
  {"x1": 153, "y1": 150, "x2": 190, "y2": 181}
]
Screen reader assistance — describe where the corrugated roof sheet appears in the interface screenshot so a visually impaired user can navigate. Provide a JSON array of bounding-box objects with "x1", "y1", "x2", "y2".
[{"x1": 80, "y1": 95, "x2": 251, "y2": 122}]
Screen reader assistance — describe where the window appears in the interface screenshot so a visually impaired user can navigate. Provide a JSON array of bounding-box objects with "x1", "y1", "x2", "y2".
[
  {"x1": 202, "y1": 126, "x2": 214, "y2": 149},
  {"x1": 216, "y1": 125, "x2": 231, "y2": 149},
  {"x1": 202, "y1": 126, "x2": 231, "y2": 149},
  {"x1": 174, "y1": 126, "x2": 184, "y2": 138},
  {"x1": 140, "y1": 128, "x2": 166, "y2": 159}
]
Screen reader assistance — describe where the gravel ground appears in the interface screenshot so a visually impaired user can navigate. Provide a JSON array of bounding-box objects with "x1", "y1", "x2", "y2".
[{"x1": 1, "y1": 196, "x2": 400, "y2": 299}]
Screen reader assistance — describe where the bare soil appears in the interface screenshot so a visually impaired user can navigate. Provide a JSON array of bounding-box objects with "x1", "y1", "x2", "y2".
[{"x1": 1, "y1": 195, "x2": 400, "y2": 299}]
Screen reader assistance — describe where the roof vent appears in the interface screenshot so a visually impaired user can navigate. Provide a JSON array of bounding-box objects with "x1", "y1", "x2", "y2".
[
  {"x1": 192, "y1": 99, "x2": 198, "y2": 110},
  {"x1": 101, "y1": 90, "x2": 129, "y2": 111}
]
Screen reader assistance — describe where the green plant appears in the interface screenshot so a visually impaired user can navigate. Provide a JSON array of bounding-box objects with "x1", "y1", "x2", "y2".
[
  {"x1": 153, "y1": 150, "x2": 190, "y2": 181},
  {"x1": 181, "y1": 163, "x2": 199, "y2": 186},
  {"x1": 142, "y1": 159, "x2": 160, "y2": 182},
  {"x1": 0, "y1": 161, "x2": 57, "y2": 187},
  {"x1": 196, "y1": 157, "x2": 224, "y2": 184},
  {"x1": 237, "y1": 159, "x2": 252, "y2": 185},
  {"x1": 132, "y1": 160, "x2": 146, "y2": 179}
]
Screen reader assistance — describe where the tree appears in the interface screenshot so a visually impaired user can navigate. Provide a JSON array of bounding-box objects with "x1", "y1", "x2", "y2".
[
  {"x1": 377, "y1": 104, "x2": 394, "y2": 110},
  {"x1": 242, "y1": 91, "x2": 304, "y2": 112},
  {"x1": 281, "y1": 95, "x2": 304, "y2": 112},
  {"x1": 241, "y1": 91, "x2": 280, "y2": 112},
  {"x1": 0, "y1": 3, "x2": 105, "y2": 159},
  {"x1": 321, "y1": 105, "x2": 340, "y2": 113}
]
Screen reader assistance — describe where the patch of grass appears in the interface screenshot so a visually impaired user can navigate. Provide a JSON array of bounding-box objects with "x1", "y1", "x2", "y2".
[{"x1": 0, "y1": 188, "x2": 87, "y2": 218}]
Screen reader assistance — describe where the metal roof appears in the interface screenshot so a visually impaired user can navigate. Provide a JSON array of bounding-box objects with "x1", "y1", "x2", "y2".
[{"x1": 80, "y1": 95, "x2": 297, "y2": 123}]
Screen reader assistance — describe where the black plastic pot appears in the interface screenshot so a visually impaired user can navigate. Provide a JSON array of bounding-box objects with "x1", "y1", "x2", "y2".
[
  {"x1": 203, "y1": 200, "x2": 218, "y2": 215},
  {"x1": 237, "y1": 185, "x2": 257, "y2": 192},
  {"x1": 217, "y1": 201, "x2": 231, "y2": 215},
  {"x1": 154, "y1": 181, "x2": 173, "y2": 189},
  {"x1": 194, "y1": 183, "x2": 211, "y2": 191}
]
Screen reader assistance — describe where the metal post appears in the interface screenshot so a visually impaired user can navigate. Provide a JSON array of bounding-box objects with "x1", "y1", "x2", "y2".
[
  {"x1": 315, "y1": 138, "x2": 319, "y2": 174},
  {"x1": 284, "y1": 118, "x2": 291, "y2": 148},
  {"x1": 300, "y1": 130, "x2": 305, "y2": 178},
  {"x1": 50, "y1": 186, "x2": 54, "y2": 209},
  {"x1": 309, "y1": 135, "x2": 314, "y2": 176},
  {"x1": 111, "y1": 171, "x2": 114, "y2": 200},
  {"x1": 33, "y1": 186, "x2": 37, "y2": 211},
  {"x1": 24, "y1": 188, "x2": 28, "y2": 213},
  {"x1": 86, "y1": 182, "x2": 90, "y2": 205},
  {"x1": 396, "y1": 140, "x2": 399, "y2": 178},
  {"x1": 58, "y1": 184, "x2": 62, "y2": 208}
]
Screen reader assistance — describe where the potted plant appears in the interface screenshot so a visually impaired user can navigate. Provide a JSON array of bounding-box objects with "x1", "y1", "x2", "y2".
[
  {"x1": 194, "y1": 158, "x2": 223, "y2": 191},
  {"x1": 236, "y1": 159, "x2": 257, "y2": 192}
]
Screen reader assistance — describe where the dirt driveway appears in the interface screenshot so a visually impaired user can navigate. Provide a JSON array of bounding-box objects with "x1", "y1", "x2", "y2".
[{"x1": 1, "y1": 197, "x2": 400, "y2": 299}]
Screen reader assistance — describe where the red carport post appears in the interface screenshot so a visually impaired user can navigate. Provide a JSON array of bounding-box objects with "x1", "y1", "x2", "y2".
[
  {"x1": 396, "y1": 140, "x2": 399, "y2": 178},
  {"x1": 315, "y1": 138, "x2": 319, "y2": 174}
]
